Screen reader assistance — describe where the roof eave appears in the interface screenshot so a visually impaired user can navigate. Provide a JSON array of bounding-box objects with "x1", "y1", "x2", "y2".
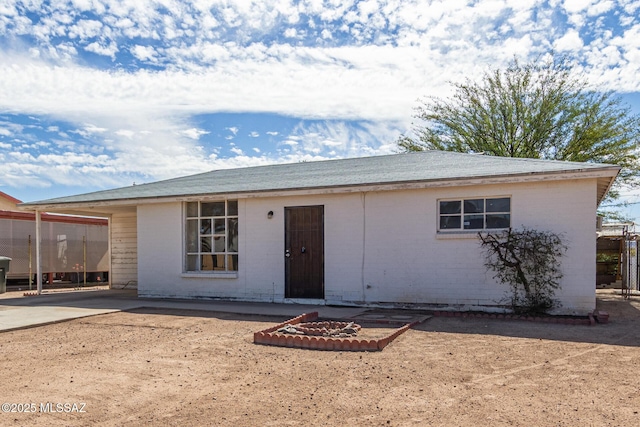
[{"x1": 18, "y1": 166, "x2": 621, "y2": 215}]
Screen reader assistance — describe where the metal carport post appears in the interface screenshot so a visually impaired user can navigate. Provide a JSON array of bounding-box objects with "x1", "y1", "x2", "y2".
[{"x1": 36, "y1": 209, "x2": 42, "y2": 295}]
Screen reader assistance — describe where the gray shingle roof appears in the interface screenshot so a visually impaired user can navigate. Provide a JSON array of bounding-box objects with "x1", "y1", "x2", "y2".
[{"x1": 22, "y1": 151, "x2": 619, "y2": 206}]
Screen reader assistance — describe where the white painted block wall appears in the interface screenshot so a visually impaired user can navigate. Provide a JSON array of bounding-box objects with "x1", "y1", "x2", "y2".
[
  {"x1": 359, "y1": 179, "x2": 597, "y2": 313},
  {"x1": 110, "y1": 210, "x2": 138, "y2": 288},
  {"x1": 134, "y1": 178, "x2": 598, "y2": 314}
]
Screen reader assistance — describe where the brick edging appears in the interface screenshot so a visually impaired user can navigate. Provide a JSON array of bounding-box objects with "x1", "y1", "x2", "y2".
[
  {"x1": 431, "y1": 310, "x2": 610, "y2": 325},
  {"x1": 253, "y1": 312, "x2": 425, "y2": 351}
]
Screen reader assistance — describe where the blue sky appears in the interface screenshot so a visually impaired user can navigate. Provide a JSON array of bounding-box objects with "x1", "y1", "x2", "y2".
[{"x1": 1, "y1": 0, "x2": 640, "y2": 220}]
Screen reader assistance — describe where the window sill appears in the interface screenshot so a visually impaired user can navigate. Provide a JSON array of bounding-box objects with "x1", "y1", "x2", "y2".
[
  {"x1": 436, "y1": 229, "x2": 510, "y2": 239},
  {"x1": 436, "y1": 231, "x2": 482, "y2": 240},
  {"x1": 181, "y1": 272, "x2": 238, "y2": 279}
]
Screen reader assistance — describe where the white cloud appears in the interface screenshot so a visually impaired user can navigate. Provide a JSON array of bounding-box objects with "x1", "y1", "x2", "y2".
[
  {"x1": 622, "y1": 0, "x2": 640, "y2": 14},
  {"x1": 68, "y1": 19, "x2": 103, "y2": 40},
  {"x1": 587, "y1": 0, "x2": 615, "y2": 16},
  {"x1": 82, "y1": 124, "x2": 108, "y2": 134},
  {"x1": 554, "y1": 28, "x2": 584, "y2": 51},
  {"x1": 115, "y1": 129, "x2": 135, "y2": 138},
  {"x1": 84, "y1": 40, "x2": 118, "y2": 58},
  {"x1": 562, "y1": 0, "x2": 592, "y2": 14},
  {"x1": 278, "y1": 120, "x2": 403, "y2": 159},
  {"x1": 1, "y1": 0, "x2": 640, "y2": 201},
  {"x1": 130, "y1": 45, "x2": 157, "y2": 62},
  {"x1": 180, "y1": 128, "x2": 210, "y2": 140},
  {"x1": 282, "y1": 138, "x2": 298, "y2": 147},
  {"x1": 561, "y1": 0, "x2": 615, "y2": 26}
]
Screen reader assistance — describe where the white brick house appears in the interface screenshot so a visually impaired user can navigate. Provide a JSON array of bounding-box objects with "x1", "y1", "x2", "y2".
[{"x1": 20, "y1": 151, "x2": 619, "y2": 314}]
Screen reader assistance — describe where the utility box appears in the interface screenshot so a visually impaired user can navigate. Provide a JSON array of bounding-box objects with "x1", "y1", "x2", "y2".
[{"x1": 0, "y1": 256, "x2": 11, "y2": 294}]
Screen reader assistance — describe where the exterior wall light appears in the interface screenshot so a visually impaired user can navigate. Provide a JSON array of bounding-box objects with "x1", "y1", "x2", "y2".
[{"x1": 267, "y1": 210, "x2": 274, "y2": 219}]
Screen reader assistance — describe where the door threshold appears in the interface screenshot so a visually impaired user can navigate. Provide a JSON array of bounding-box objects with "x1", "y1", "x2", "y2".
[{"x1": 283, "y1": 298, "x2": 326, "y2": 305}]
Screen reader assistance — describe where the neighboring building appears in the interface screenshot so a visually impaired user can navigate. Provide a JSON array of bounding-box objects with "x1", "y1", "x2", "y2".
[
  {"x1": 0, "y1": 191, "x2": 109, "y2": 284},
  {"x1": 19, "y1": 151, "x2": 619, "y2": 314},
  {"x1": 596, "y1": 222, "x2": 638, "y2": 293},
  {"x1": 0, "y1": 191, "x2": 21, "y2": 211}
]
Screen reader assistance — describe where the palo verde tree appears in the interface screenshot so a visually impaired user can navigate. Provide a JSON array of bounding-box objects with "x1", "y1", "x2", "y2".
[
  {"x1": 478, "y1": 228, "x2": 567, "y2": 315},
  {"x1": 398, "y1": 55, "x2": 640, "y2": 204}
]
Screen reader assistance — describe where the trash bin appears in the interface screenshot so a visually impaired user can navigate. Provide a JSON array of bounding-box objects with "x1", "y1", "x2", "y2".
[{"x1": 0, "y1": 256, "x2": 11, "y2": 294}]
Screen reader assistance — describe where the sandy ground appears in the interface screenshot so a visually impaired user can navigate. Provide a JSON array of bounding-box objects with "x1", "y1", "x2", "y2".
[{"x1": 0, "y1": 290, "x2": 639, "y2": 426}]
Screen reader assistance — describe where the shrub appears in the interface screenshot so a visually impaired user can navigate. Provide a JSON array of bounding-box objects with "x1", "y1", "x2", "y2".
[{"x1": 479, "y1": 227, "x2": 567, "y2": 315}]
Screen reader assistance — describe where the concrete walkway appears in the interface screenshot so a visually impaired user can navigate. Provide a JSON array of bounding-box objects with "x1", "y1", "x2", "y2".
[{"x1": 0, "y1": 288, "x2": 369, "y2": 332}]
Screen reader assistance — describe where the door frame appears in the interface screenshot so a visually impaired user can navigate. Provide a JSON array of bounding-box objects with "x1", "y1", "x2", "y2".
[{"x1": 284, "y1": 205, "x2": 325, "y2": 299}]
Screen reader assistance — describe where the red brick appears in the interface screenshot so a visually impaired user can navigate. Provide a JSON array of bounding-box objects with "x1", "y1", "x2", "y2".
[
  {"x1": 308, "y1": 337, "x2": 319, "y2": 349},
  {"x1": 277, "y1": 335, "x2": 287, "y2": 347},
  {"x1": 377, "y1": 338, "x2": 390, "y2": 350},
  {"x1": 301, "y1": 336, "x2": 311, "y2": 349}
]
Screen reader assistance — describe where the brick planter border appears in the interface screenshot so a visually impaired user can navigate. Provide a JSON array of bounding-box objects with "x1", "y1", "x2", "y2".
[
  {"x1": 253, "y1": 312, "x2": 422, "y2": 351},
  {"x1": 431, "y1": 310, "x2": 610, "y2": 325}
]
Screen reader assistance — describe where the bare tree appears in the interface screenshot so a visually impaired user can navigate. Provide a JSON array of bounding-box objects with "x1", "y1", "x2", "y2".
[{"x1": 478, "y1": 228, "x2": 567, "y2": 315}]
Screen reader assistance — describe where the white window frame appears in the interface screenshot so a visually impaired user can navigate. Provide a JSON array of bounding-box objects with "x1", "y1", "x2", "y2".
[
  {"x1": 438, "y1": 196, "x2": 511, "y2": 232},
  {"x1": 184, "y1": 200, "x2": 238, "y2": 275}
]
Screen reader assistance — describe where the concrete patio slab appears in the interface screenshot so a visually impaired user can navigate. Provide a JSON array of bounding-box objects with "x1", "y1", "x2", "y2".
[{"x1": 0, "y1": 288, "x2": 370, "y2": 332}]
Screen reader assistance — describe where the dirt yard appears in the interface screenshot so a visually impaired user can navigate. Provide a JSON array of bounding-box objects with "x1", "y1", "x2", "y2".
[{"x1": 1, "y1": 290, "x2": 639, "y2": 426}]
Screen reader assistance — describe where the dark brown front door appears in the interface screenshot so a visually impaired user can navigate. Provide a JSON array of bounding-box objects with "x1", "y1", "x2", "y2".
[{"x1": 285, "y1": 206, "x2": 324, "y2": 299}]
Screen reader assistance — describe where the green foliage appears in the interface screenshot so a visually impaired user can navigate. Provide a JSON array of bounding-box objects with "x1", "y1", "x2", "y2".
[
  {"x1": 478, "y1": 227, "x2": 567, "y2": 315},
  {"x1": 398, "y1": 55, "x2": 640, "y2": 202},
  {"x1": 596, "y1": 253, "x2": 618, "y2": 263}
]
